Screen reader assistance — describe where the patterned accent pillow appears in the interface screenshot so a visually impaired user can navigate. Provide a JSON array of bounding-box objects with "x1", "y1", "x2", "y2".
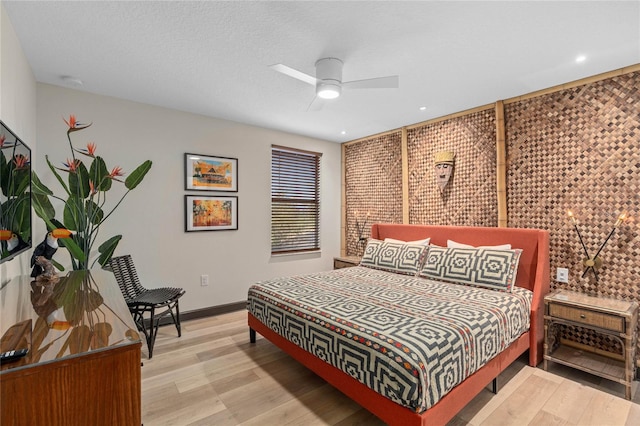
[
  {"x1": 360, "y1": 239, "x2": 429, "y2": 276},
  {"x1": 419, "y1": 246, "x2": 522, "y2": 292}
]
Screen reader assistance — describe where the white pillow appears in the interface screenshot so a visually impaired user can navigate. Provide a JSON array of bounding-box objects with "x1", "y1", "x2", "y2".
[
  {"x1": 447, "y1": 239, "x2": 511, "y2": 250},
  {"x1": 385, "y1": 237, "x2": 431, "y2": 246}
]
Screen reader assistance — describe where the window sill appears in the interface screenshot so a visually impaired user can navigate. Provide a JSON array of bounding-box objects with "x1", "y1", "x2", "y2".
[{"x1": 270, "y1": 250, "x2": 322, "y2": 259}]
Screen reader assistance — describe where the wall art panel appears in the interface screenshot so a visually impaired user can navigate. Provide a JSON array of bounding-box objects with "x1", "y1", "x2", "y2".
[
  {"x1": 505, "y1": 71, "x2": 640, "y2": 356},
  {"x1": 344, "y1": 132, "x2": 403, "y2": 256},
  {"x1": 407, "y1": 109, "x2": 497, "y2": 226}
]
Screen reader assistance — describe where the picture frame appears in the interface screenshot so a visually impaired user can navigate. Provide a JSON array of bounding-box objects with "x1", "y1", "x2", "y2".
[
  {"x1": 185, "y1": 153, "x2": 238, "y2": 192},
  {"x1": 185, "y1": 195, "x2": 238, "y2": 232}
]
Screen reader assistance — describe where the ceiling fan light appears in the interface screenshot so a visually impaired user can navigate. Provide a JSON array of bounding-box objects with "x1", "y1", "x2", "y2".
[{"x1": 317, "y1": 83, "x2": 341, "y2": 99}]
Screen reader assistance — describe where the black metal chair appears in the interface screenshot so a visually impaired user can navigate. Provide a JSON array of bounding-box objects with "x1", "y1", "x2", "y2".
[{"x1": 107, "y1": 255, "x2": 185, "y2": 358}]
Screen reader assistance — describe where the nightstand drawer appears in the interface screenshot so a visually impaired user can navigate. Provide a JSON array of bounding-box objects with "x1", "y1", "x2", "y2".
[{"x1": 549, "y1": 304, "x2": 624, "y2": 332}]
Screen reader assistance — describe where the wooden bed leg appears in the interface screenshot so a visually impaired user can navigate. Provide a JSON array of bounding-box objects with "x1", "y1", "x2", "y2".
[
  {"x1": 249, "y1": 328, "x2": 256, "y2": 343},
  {"x1": 491, "y1": 377, "x2": 498, "y2": 394}
]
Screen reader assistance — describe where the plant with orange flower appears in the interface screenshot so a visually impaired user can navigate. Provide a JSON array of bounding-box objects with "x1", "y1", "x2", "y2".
[
  {"x1": 32, "y1": 115, "x2": 152, "y2": 270},
  {"x1": 1, "y1": 130, "x2": 32, "y2": 258}
]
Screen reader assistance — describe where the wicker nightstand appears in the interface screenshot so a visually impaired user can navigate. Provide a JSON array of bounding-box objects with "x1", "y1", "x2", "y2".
[
  {"x1": 333, "y1": 256, "x2": 361, "y2": 269},
  {"x1": 543, "y1": 290, "x2": 638, "y2": 400}
]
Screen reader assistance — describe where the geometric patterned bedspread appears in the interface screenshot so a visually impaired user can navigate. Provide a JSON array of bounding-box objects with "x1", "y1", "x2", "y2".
[{"x1": 247, "y1": 266, "x2": 532, "y2": 413}]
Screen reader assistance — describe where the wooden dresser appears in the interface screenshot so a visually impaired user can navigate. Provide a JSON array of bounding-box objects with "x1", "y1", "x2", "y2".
[
  {"x1": 1, "y1": 270, "x2": 142, "y2": 425},
  {"x1": 543, "y1": 289, "x2": 638, "y2": 399}
]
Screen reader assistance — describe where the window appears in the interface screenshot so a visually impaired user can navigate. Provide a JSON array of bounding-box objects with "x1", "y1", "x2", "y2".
[{"x1": 271, "y1": 145, "x2": 321, "y2": 254}]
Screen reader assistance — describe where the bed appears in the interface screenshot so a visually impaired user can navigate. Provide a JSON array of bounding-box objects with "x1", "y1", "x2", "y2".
[{"x1": 247, "y1": 224, "x2": 550, "y2": 425}]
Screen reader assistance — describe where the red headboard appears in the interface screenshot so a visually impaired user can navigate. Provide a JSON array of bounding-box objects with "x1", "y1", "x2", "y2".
[{"x1": 370, "y1": 223, "x2": 549, "y2": 292}]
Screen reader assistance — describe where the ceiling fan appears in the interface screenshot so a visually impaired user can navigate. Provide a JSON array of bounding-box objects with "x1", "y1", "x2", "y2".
[{"x1": 270, "y1": 58, "x2": 399, "y2": 110}]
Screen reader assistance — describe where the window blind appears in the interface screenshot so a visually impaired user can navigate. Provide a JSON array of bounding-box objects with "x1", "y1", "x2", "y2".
[{"x1": 271, "y1": 145, "x2": 321, "y2": 254}]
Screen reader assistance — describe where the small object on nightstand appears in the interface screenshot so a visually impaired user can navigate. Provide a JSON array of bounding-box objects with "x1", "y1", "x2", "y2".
[
  {"x1": 333, "y1": 256, "x2": 361, "y2": 270},
  {"x1": 544, "y1": 289, "x2": 638, "y2": 400},
  {"x1": 0, "y1": 349, "x2": 28, "y2": 363}
]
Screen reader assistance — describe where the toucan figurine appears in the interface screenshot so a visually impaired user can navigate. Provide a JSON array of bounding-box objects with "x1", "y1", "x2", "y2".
[
  {"x1": 30, "y1": 229, "x2": 73, "y2": 277},
  {"x1": 0, "y1": 230, "x2": 12, "y2": 241},
  {"x1": 0, "y1": 230, "x2": 28, "y2": 255}
]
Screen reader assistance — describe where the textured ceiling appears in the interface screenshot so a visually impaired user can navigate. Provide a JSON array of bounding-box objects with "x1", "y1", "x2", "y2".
[{"x1": 3, "y1": 1, "x2": 639, "y2": 143}]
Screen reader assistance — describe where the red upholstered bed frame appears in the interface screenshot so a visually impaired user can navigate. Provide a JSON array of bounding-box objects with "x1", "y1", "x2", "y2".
[{"x1": 248, "y1": 224, "x2": 550, "y2": 426}]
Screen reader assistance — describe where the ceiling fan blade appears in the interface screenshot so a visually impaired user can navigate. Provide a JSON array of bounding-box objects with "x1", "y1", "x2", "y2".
[
  {"x1": 342, "y1": 75, "x2": 399, "y2": 90},
  {"x1": 306, "y1": 95, "x2": 325, "y2": 112},
  {"x1": 270, "y1": 64, "x2": 317, "y2": 86}
]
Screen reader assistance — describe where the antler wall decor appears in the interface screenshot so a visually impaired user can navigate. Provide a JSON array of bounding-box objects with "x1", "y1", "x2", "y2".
[
  {"x1": 354, "y1": 211, "x2": 370, "y2": 246},
  {"x1": 567, "y1": 210, "x2": 627, "y2": 281}
]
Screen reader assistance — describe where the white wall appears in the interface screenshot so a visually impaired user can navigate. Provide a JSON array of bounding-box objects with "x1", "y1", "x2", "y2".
[
  {"x1": 0, "y1": 4, "x2": 37, "y2": 282},
  {"x1": 35, "y1": 84, "x2": 341, "y2": 312}
]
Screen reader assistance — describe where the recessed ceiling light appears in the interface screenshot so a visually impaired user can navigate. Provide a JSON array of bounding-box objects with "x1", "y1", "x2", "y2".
[
  {"x1": 419, "y1": 106, "x2": 427, "y2": 111},
  {"x1": 341, "y1": 130, "x2": 347, "y2": 135},
  {"x1": 575, "y1": 55, "x2": 587, "y2": 63}
]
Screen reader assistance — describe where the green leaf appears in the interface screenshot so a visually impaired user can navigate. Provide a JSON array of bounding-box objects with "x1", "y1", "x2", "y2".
[
  {"x1": 0, "y1": 151, "x2": 29, "y2": 198},
  {"x1": 31, "y1": 172, "x2": 54, "y2": 196},
  {"x1": 85, "y1": 199, "x2": 104, "y2": 225},
  {"x1": 8, "y1": 193, "x2": 31, "y2": 242},
  {"x1": 58, "y1": 236, "x2": 86, "y2": 263},
  {"x1": 63, "y1": 195, "x2": 83, "y2": 231},
  {"x1": 0, "y1": 150, "x2": 8, "y2": 196},
  {"x1": 50, "y1": 258, "x2": 65, "y2": 272},
  {"x1": 12, "y1": 167, "x2": 30, "y2": 196},
  {"x1": 45, "y1": 155, "x2": 70, "y2": 195},
  {"x1": 69, "y1": 160, "x2": 90, "y2": 199},
  {"x1": 32, "y1": 193, "x2": 56, "y2": 226},
  {"x1": 125, "y1": 160, "x2": 152, "y2": 190},
  {"x1": 97, "y1": 235, "x2": 122, "y2": 267},
  {"x1": 89, "y1": 156, "x2": 112, "y2": 191}
]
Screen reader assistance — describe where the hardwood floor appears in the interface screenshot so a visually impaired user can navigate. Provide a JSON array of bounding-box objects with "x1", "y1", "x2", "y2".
[{"x1": 142, "y1": 310, "x2": 640, "y2": 426}]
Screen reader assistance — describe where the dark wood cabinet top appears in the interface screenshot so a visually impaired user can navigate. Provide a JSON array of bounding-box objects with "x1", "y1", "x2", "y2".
[{"x1": 1, "y1": 269, "x2": 140, "y2": 373}]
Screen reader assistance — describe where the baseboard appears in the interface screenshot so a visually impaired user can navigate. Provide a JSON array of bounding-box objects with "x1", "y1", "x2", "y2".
[
  {"x1": 156, "y1": 300, "x2": 246, "y2": 327},
  {"x1": 182, "y1": 301, "x2": 247, "y2": 321}
]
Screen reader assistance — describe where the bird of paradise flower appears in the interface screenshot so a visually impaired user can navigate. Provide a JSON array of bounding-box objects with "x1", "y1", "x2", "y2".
[{"x1": 31, "y1": 115, "x2": 152, "y2": 270}]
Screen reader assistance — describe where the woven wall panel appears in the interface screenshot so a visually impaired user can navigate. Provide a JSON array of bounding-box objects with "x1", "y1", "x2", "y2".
[
  {"x1": 344, "y1": 132, "x2": 403, "y2": 256},
  {"x1": 343, "y1": 70, "x2": 639, "y2": 359},
  {"x1": 407, "y1": 109, "x2": 497, "y2": 226},
  {"x1": 505, "y1": 71, "x2": 640, "y2": 355}
]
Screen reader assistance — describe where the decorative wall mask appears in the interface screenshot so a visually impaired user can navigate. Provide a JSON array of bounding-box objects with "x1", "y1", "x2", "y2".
[{"x1": 434, "y1": 151, "x2": 455, "y2": 193}]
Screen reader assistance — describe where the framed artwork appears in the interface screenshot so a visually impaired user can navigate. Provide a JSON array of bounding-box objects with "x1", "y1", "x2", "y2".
[
  {"x1": 185, "y1": 195, "x2": 238, "y2": 232},
  {"x1": 185, "y1": 153, "x2": 238, "y2": 192}
]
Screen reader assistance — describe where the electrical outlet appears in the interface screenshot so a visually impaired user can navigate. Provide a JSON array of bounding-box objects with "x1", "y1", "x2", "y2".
[
  {"x1": 200, "y1": 274, "x2": 209, "y2": 286},
  {"x1": 556, "y1": 268, "x2": 569, "y2": 283}
]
